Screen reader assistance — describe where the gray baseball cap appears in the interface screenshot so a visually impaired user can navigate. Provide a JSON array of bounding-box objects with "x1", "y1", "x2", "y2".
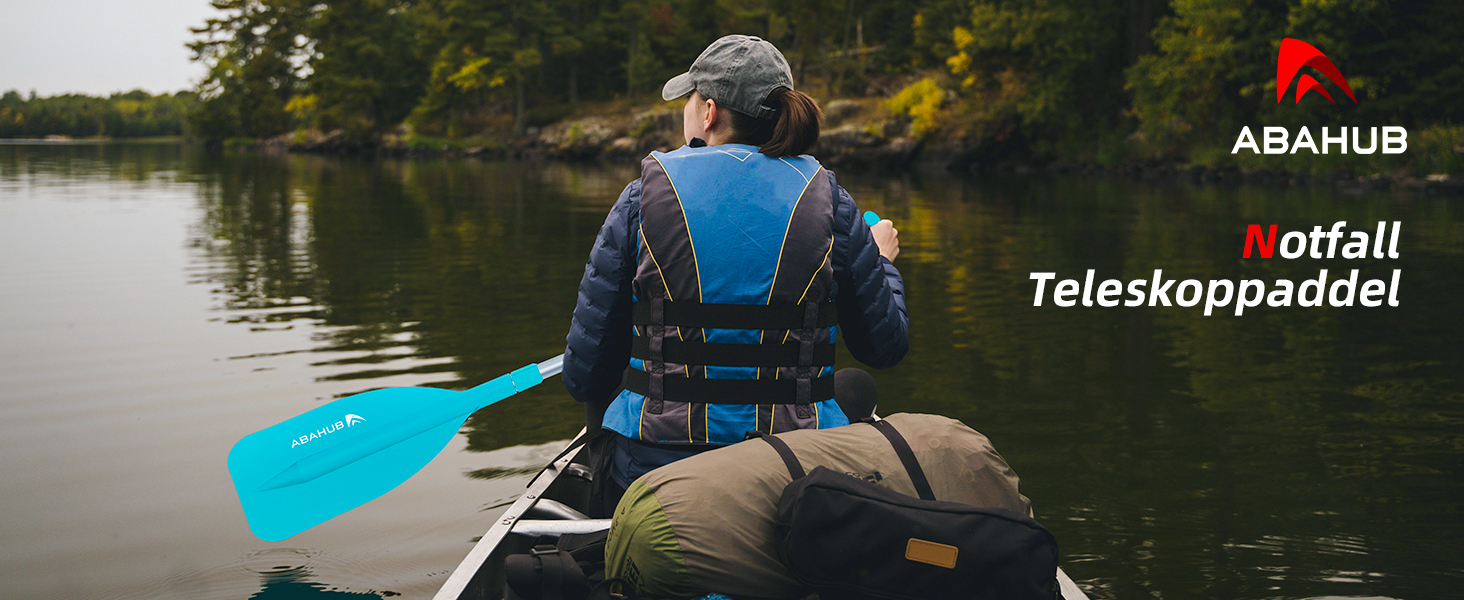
[{"x1": 661, "y1": 35, "x2": 794, "y2": 120}]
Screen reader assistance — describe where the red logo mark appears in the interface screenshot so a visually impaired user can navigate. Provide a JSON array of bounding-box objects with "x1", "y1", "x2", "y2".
[{"x1": 1276, "y1": 38, "x2": 1357, "y2": 104}]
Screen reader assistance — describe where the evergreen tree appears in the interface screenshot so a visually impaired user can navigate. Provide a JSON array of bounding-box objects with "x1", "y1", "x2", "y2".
[
  {"x1": 189, "y1": 0, "x2": 315, "y2": 140},
  {"x1": 306, "y1": 0, "x2": 427, "y2": 137}
]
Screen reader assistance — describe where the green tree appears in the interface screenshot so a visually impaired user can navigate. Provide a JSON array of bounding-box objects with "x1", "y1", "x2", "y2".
[
  {"x1": 188, "y1": 0, "x2": 316, "y2": 141},
  {"x1": 1284, "y1": 0, "x2": 1464, "y2": 126},
  {"x1": 0, "y1": 90, "x2": 194, "y2": 138},
  {"x1": 1125, "y1": 0, "x2": 1289, "y2": 150},
  {"x1": 306, "y1": 0, "x2": 427, "y2": 138},
  {"x1": 1127, "y1": 0, "x2": 1464, "y2": 155},
  {"x1": 904, "y1": 0, "x2": 1136, "y2": 160},
  {"x1": 409, "y1": 0, "x2": 520, "y2": 136}
]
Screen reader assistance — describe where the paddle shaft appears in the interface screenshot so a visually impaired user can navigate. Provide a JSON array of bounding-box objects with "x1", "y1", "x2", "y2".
[{"x1": 258, "y1": 356, "x2": 563, "y2": 491}]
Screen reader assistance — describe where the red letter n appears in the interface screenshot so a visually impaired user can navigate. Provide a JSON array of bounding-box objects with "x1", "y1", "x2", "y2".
[{"x1": 1244, "y1": 224, "x2": 1278, "y2": 258}]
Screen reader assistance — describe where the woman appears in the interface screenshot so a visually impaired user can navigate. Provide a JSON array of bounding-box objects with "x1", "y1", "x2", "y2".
[{"x1": 562, "y1": 35, "x2": 907, "y2": 509}]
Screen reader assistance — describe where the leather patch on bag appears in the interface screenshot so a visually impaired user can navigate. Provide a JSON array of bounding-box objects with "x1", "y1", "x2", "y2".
[{"x1": 905, "y1": 538, "x2": 959, "y2": 569}]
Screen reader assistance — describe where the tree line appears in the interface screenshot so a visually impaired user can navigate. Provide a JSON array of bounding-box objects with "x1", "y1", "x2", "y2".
[
  {"x1": 186, "y1": 0, "x2": 1462, "y2": 160},
  {"x1": 0, "y1": 90, "x2": 195, "y2": 139},
  {"x1": 184, "y1": 0, "x2": 936, "y2": 141},
  {"x1": 8, "y1": 0, "x2": 1460, "y2": 162}
]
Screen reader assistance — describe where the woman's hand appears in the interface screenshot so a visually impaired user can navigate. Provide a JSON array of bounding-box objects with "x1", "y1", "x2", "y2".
[{"x1": 871, "y1": 219, "x2": 899, "y2": 262}]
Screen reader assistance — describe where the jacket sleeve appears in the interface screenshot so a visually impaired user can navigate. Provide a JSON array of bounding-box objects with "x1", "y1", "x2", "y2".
[
  {"x1": 830, "y1": 176, "x2": 909, "y2": 369},
  {"x1": 563, "y1": 179, "x2": 640, "y2": 405}
]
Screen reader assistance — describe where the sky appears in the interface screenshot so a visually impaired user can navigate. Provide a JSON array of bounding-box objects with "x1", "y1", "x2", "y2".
[{"x1": 0, "y1": 0, "x2": 217, "y2": 96}]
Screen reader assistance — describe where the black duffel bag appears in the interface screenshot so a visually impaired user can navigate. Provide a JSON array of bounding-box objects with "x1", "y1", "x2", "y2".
[
  {"x1": 759, "y1": 420, "x2": 1059, "y2": 600},
  {"x1": 506, "y1": 530, "x2": 609, "y2": 600}
]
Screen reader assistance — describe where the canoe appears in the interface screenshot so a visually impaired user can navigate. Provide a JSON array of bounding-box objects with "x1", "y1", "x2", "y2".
[{"x1": 433, "y1": 428, "x2": 1091, "y2": 600}]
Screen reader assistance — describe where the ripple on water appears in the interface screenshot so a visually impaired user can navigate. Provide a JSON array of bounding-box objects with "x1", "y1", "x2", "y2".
[
  {"x1": 1299, "y1": 597, "x2": 1401, "y2": 600},
  {"x1": 239, "y1": 547, "x2": 318, "y2": 576},
  {"x1": 134, "y1": 548, "x2": 399, "y2": 600}
]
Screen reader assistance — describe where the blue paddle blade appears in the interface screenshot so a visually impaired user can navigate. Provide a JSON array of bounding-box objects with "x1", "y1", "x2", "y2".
[
  {"x1": 864, "y1": 210, "x2": 881, "y2": 227},
  {"x1": 229, "y1": 363, "x2": 546, "y2": 541}
]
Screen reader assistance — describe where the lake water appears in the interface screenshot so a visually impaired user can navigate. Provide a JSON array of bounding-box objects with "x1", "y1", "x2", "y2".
[{"x1": 1, "y1": 142, "x2": 1460, "y2": 600}]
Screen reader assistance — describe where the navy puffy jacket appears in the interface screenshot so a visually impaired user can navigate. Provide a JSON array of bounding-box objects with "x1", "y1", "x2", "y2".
[{"x1": 563, "y1": 171, "x2": 908, "y2": 407}]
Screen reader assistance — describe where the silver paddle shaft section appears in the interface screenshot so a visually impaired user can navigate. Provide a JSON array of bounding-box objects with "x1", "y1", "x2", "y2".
[{"x1": 538, "y1": 354, "x2": 565, "y2": 379}]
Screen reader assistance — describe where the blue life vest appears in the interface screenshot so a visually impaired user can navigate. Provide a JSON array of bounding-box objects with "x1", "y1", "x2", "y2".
[{"x1": 602, "y1": 144, "x2": 848, "y2": 445}]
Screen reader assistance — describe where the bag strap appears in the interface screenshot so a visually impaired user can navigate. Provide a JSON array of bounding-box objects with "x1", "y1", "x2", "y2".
[
  {"x1": 753, "y1": 420, "x2": 935, "y2": 502},
  {"x1": 870, "y1": 420, "x2": 937, "y2": 501},
  {"x1": 752, "y1": 432, "x2": 806, "y2": 479},
  {"x1": 538, "y1": 547, "x2": 566, "y2": 600},
  {"x1": 505, "y1": 545, "x2": 588, "y2": 600}
]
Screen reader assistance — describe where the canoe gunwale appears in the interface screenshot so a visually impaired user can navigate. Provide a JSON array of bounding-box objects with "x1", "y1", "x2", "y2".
[{"x1": 434, "y1": 427, "x2": 589, "y2": 600}]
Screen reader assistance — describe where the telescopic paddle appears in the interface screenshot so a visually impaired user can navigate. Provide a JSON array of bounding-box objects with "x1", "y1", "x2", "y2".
[{"x1": 228, "y1": 355, "x2": 565, "y2": 541}]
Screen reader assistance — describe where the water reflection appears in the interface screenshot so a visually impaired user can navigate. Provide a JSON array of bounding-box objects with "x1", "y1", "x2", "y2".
[
  {"x1": 859, "y1": 174, "x2": 1463, "y2": 600},
  {"x1": 34, "y1": 143, "x2": 1455, "y2": 599},
  {"x1": 241, "y1": 549, "x2": 394, "y2": 600},
  {"x1": 187, "y1": 153, "x2": 627, "y2": 449},
  {"x1": 250, "y1": 570, "x2": 391, "y2": 600},
  {"x1": 183, "y1": 146, "x2": 1464, "y2": 600}
]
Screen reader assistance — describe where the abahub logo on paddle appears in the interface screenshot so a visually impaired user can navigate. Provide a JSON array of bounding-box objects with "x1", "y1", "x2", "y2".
[
  {"x1": 290, "y1": 413, "x2": 366, "y2": 449},
  {"x1": 1232, "y1": 38, "x2": 1407, "y2": 155}
]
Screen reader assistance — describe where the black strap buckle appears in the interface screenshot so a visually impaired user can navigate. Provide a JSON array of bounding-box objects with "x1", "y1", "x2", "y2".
[
  {"x1": 794, "y1": 302, "x2": 818, "y2": 416},
  {"x1": 648, "y1": 297, "x2": 666, "y2": 414}
]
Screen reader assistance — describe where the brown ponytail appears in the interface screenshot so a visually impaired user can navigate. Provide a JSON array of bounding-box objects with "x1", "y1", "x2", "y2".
[{"x1": 726, "y1": 88, "x2": 822, "y2": 158}]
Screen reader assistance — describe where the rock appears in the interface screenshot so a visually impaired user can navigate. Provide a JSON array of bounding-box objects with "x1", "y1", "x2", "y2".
[
  {"x1": 1407, "y1": 174, "x2": 1464, "y2": 196},
  {"x1": 816, "y1": 123, "x2": 884, "y2": 168},
  {"x1": 631, "y1": 109, "x2": 679, "y2": 139},
  {"x1": 822, "y1": 99, "x2": 862, "y2": 126},
  {"x1": 285, "y1": 129, "x2": 357, "y2": 153},
  {"x1": 886, "y1": 136, "x2": 918, "y2": 156},
  {"x1": 816, "y1": 122, "x2": 921, "y2": 170},
  {"x1": 880, "y1": 119, "x2": 908, "y2": 138},
  {"x1": 1358, "y1": 173, "x2": 1392, "y2": 190},
  {"x1": 607, "y1": 136, "x2": 641, "y2": 157},
  {"x1": 821, "y1": 123, "x2": 882, "y2": 148},
  {"x1": 523, "y1": 117, "x2": 622, "y2": 159}
]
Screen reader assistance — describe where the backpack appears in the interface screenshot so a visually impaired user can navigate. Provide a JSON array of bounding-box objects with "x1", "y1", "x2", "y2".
[
  {"x1": 605, "y1": 414, "x2": 1045, "y2": 599},
  {"x1": 761, "y1": 419, "x2": 1059, "y2": 600}
]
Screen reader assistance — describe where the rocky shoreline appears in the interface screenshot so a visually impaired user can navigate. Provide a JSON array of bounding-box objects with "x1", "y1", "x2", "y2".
[
  {"x1": 262, "y1": 99, "x2": 924, "y2": 166},
  {"x1": 259, "y1": 100, "x2": 1464, "y2": 197}
]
